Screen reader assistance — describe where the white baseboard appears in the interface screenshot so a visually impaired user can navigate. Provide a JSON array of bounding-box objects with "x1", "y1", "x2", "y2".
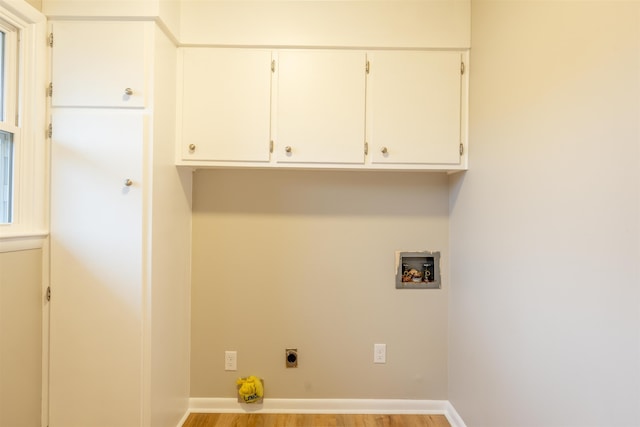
[
  {"x1": 176, "y1": 410, "x2": 191, "y2": 427},
  {"x1": 182, "y1": 398, "x2": 466, "y2": 427},
  {"x1": 444, "y1": 401, "x2": 468, "y2": 427}
]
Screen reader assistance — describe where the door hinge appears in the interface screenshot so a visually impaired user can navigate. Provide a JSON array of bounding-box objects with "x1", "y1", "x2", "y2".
[
  {"x1": 366, "y1": 60, "x2": 370, "y2": 74},
  {"x1": 269, "y1": 140, "x2": 274, "y2": 153},
  {"x1": 459, "y1": 143, "x2": 464, "y2": 155},
  {"x1": 48, "y1": 32, "x2": 53, "y2": 47},
  {"x1": 364, "y1": 142, "x2": 369, "y2": 155},
  {"x1": 46, "y1": 286, "x2": 51, "y2": 302},
  {"x1": 271, "y1": 59, "x2": 275, "y2": 73},
  {"x1": 47, "y1": 82, "x2": 53, "y2": 97},
  {"x1": 47, "y1": 123, "x2": 52, "y2": 138},
  {"x1": 461, "y1": 61, "x2": 465, "y2": 75}
]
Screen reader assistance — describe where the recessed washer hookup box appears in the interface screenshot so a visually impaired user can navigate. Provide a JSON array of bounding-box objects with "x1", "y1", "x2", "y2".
[{"x1": 395, "y1": 251, "x2": 441, "y2": 289}]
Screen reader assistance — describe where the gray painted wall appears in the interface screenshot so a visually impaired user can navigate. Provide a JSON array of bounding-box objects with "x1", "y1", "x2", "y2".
[
  {"x1": 0, "y1": 249, "x2": 42, "y2": 427},
  {"x1": 191, "y1": 169, "x2": 450, "y2": 399},
  {"x1": 449, "y1": 1, "x2": 640, "y2": 426}
]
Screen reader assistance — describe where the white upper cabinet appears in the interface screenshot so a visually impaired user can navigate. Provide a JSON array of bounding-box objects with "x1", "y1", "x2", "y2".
[
  {"x1": 180, "y1": 48, "x2": 272, "y2": 162},
  {"x1": 51, "y1": 21, "x2": 147, "y2": 108},
  {"x1": 273, "y1": 50, "x2": 366, "y2": 164},
  {"x1": 367, "y1": 51, "x2": 463, "y2": 166},
  {"x1": 172, "y1": 0, "x2": 470, "y2": 171},
  {"x1": 176, "y1": 48, "x2": 468, "y2": 171}
]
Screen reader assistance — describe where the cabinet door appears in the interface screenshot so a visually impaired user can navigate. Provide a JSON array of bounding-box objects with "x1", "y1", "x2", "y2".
[
  {"x1": 274, "y1": 50, "x2": 366, "y2": 164},
  {"x1": 368, "y1": 51, "x2": 462, "y2": 165},
  {"x1": 180, "y1": 48, "x2": 272, "y2": 162},
  {"x1": 51, "y1": 21, "x2": 147, "y2": 108},
  {"x1": 49, "y1": 110, "x2": 144, "y2": 427}
]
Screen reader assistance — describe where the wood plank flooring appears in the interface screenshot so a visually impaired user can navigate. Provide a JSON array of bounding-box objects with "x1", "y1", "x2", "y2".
[{"x1": 182, "y1": 413, "x2": 451, "y2": 427}]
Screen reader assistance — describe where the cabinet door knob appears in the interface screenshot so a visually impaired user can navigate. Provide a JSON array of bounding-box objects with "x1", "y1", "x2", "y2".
[
  {"x1": 381, "y1": 147, "x2": 388, "y2": 154},
  {"x1": 188, "y1": 144, "x2": 196, "y2": 151},
  {"x1": 124, "y1": 88, "x2": 133, "y2": 96},
  {"x1": 124, "y1": 179, "x2": 133, "y2": 187},
  {"x1": 285, "y1": 146, "x2": 292, "y2": 153}
]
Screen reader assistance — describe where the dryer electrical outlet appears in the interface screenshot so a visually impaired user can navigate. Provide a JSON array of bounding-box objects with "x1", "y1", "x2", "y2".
[{"x1": 285, "y1": 349, "x2": 298, "y2": 368}]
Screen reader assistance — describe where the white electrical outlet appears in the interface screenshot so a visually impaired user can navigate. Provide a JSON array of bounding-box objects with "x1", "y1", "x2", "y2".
[
  {"x1": 225, "y1": 351, "x2": 237, "y2": 371},
  {"x1": 374, "y1": 343, "x2": 386, "y2": 364}
]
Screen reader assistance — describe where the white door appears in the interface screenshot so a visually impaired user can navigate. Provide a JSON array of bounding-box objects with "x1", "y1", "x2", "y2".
[
  {"x1": 274, "y1": 50, "x2": 366, "y2": 164},
  {"x1": 368, "y1": 51, "x2": 462, "y2": 165},
  {"x1": 180, "y1": 48, "x2": 272, "y2": 162},
  {"x1": 49, "y1": 109, "x2": 144, "y2": 427},
  {"x1": 51, "y1": 21, "x2": 147, "y2": 108}
]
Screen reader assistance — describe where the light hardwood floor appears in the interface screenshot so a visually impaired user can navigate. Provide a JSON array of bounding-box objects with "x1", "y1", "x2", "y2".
[{"x1": 182, "y1": 413, "x2": 451, "y2": 427}]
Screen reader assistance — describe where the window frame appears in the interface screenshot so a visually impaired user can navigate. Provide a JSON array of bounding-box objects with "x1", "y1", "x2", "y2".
[
  {"x1": 0, "y1": 0, "x2": 47, "y2": 252},
  {"x1": 0, "y1": 18, "x2": 20, "y2": 225}
]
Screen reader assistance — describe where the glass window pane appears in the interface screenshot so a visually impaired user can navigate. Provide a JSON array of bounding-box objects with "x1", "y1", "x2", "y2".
[{"x1": 0, "y1": 130, "x2": 13, "y2": 223}]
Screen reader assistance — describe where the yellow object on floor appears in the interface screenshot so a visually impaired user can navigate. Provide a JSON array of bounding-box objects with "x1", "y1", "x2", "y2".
[{"x1": 236, "y1": 376, "x2": 264, "y2": 403}]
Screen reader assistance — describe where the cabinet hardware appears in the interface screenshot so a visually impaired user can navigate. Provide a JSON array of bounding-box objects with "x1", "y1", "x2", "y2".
[
  {"x1": 366, "y1": 60, "x2": 370, "y2": 74},
  {"x1": 47, "y1": 123, "x2": 52, "y2": 138},
  {"x1": 124, "y1": 179, "x2": 133, "y2": 187},
  {"x1": 188, "y1": 144, "x2": 196, "y2": 152},
  {"x1": 364, "y1": 142, "x2": 369, "y2": 155},
  {"x1": 285, "y1": 146, "x2": 292, "y2": 153},
  {"x1": 48, "y1": 32, "x2": 53, "y2": 47},
  {"x1": 381, "y1": 146, "x2": 388, "y2": 154},
  {"x1": 459, "y1": 143, "x2": 464, "y2": 155},
  {"x1": 461, "y1": 61, "x2": 465, "y2": 75},
  {"x1": 269, "y1": 140, "x2": 274, "y2": 153},
  {"x1": 271, "y1": 60, "x2": 276, "y2": 73},
  {"x1": 47, "y1": 82, "x2": 53, "y2": 97},
  {"x1": 124, "y1": 88, "x2": 133, "y2": 96},
  {"x1": 46, "y1": 286, "x2": 51, "y2": 302}
]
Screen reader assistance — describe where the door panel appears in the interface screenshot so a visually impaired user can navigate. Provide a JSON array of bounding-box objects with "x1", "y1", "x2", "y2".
[
  {"x1": 369, "y1": 51, "x2": 462, "y2": 165},
  {"x1": 51, "y1": 22, "x2": 146, "y2": 108},
  {"x1": 49, "y1": 109, "x2": 144, "y2": 427},
  {"x1": 275, "y1": 50, "x2": 366, "y2": 164},
  {"x1": 181, "y1": 48, "x2": 272, "y2": 162}
]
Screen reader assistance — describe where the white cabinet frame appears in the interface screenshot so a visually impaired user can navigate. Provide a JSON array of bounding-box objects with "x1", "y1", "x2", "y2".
[{"x1": 177, "y1": 48, "x2": 469, "y2": 172}]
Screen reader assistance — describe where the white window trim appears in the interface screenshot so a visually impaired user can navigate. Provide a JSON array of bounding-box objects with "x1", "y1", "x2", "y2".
[{"x1": 0, "y1": 0, "x2": 47, "y2": 253}]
